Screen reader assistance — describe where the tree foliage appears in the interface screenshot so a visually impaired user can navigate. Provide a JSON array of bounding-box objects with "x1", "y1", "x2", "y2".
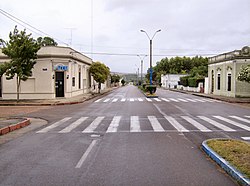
[
  {"x1": 0, "y1": 26, "x2": 40, "y2": 101},
  {"x1": 89, "y1": 62, "x2": 110, "y2": 93},
  {"x1": 238, "y1": 64, "x2": 250, "y2": 83},
  {"x1": 37, "y1": 36, "x2": 58, "y2": 46},
  {"x1": 111, "y1": 74, "x2": 121, "y2": 84},
  {"x1": 147, "y1": 56, "x2": 208, "y2": 84}
]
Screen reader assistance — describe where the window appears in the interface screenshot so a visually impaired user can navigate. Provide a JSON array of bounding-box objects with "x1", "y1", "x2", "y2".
[
  {"x1": 227, "y1": 74, "x2": 231, "y2": 91},
  {"x1": 217, "y1": 74, "x2": 221, "y2": 90},
  {"x1": 72, "y1": 77, "x2": 75, "y2": 87}
]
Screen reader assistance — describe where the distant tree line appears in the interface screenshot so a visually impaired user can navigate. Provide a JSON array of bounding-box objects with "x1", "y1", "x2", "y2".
[{"x1": 146, "y1": 56, "x2": 208, "y2": 87}]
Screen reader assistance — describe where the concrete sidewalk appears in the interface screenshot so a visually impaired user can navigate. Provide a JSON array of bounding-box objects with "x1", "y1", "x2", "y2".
[{"x1": 0, "y1": 87, "x2": 116, "y2": 106}]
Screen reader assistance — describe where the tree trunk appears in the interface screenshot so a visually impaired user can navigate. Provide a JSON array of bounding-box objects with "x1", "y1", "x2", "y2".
[
  {"x1": 98, "y1": 82, "x2": 101, "y2": 93},
  {"x1": 16, "y1": 76, "x2": 20, "y2": 102}
]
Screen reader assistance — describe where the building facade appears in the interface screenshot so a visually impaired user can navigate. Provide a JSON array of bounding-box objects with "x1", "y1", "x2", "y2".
[
  {"x1": 208, "y1": 46, "x2": 250, "y2": 97},
  {"x1": 0, "y1": 46, "x2": 93, "y2": 99},
  {"x1": 161, "y1": 74, "x2": 187, "y2": 89}
]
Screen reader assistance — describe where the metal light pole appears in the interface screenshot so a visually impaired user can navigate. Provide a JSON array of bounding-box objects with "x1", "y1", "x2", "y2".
[
  {"x1": 140, "y1": 29, "x2": 161, "y2": 85},
  {"x1": 137, "y1": 55, "x2": 147, "y2": 84}
]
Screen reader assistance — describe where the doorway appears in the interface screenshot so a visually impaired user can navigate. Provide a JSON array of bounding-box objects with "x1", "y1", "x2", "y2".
[
  {"x1": 55, "y1": 72, "x2": 64, "y2": 97},
  {"x1": 211, "y1": 70, "x2": 214, "y2": 94}
]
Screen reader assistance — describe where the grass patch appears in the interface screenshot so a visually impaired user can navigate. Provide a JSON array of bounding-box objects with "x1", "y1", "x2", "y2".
[{"x1": 207, "y1": 139, "x2": 250, "y2": 178}]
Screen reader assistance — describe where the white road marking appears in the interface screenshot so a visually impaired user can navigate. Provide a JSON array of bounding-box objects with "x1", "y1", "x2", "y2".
[
  {"x1": 198, "y1": 116, "x2": 235, "y2": 132},
  {"x1": 75, "y1": 140, "x2": 97, "y2": 168},
  {"x1": 59, "y1": 117, "x2": 88, "y2": 133},
  {"x1": 200, "y1": 99, "x2": 214, "y2": 102},
  {"x1": 130, "y1": 116, "x2": 141, "y2": 132},
  {"x1": 94, "y1": 99, "x2": 102, "y2": 103},
  {"x1": 121, "y1": 98, "x2": 126, "y2": 102},
  {"x1": 161, "y1": 98, "x2": 170, "y2": 102},
  {"x1": 103, "y1": 98, "x2": 110, "y2": 102},
  {"x1": 154, "y1": 98, "x2": 161, "y2": 102},
  {"x1": 82, "y1": 117, "x2": 104, "y2": 133},
  {"x1": 230, "y1": 116, "x2": 250, "y2": 124},
  {"x1": 241, "y1": 137, "x2": 250, "y2": 140},
  {"x1": 185, "y1": 98, "x2": 197, "y2": 102},
  {"x1": 148, "y1": 116, "x2": 165, "y2": 132},
  {"x1": 164, "y1": 116, "x2": 189, "y2": 132},
  {"x1": 146, "y1": 98, "x2": 152, "y2": 102},
  {"x1": 130, "y1": 98, "x2": 135, "y2": 102},
  {"x1": 245, "y1": 116, "x2": 250, "y2": 119},
  {"x1": 138, "y1": 98, "x2": 143, "y2": 102},
  {"x1": 169, "y1": 98, "x2": 179, "y2": 102},
  {"x1": 106, "y1": 116, "x2": 121, "y2": 133},
  {"x1": 213, "y1": 116, "x2": 250, "y2": 131},
  {"x1": 193, "y1": 99, "x2": 206, "y2": 102},
  {"x1": 36, "y1": 117, "x2": 71, "y2": 133},
  {"x1": 181, "y1": 116, "x2": 211, "y2": 132},
  {"x1": 112, "y1": 98, "x2": 118, "y2": 102},
  {"x1": 177, "y1": 98, "x2": 188, "y2": 102}
]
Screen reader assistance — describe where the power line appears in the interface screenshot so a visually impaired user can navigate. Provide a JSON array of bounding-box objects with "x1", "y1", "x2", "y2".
[{"x1": 0, "y1": 8, "x2": 68, "y2": 45}]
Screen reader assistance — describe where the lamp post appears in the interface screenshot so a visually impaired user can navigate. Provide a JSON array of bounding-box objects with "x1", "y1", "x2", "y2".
[
  {"x1": 140, "y1": 29, "x2": 161, "y2": 85},
  {"x1": 137, "y1": 55, "x2": 147, "y2": 85}
]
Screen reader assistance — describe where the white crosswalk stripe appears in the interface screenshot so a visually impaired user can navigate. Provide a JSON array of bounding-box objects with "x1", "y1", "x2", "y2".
[
  {"x1": 138, "y1": 98, "x2": 143, "y2": 102},
  {"x1": 121, "y1": 98, "x2": 126, "y2": 102},
  {"x1": 148, "y1": 116, "x2": 165, "y2": 132},
  {"x1": 193, "y1": 99, "x2": 206, "y2": 102},
  {"x1": 36, "y1": 115, "x2": 250, "y2": 134},
  {"x1": 112, "y1": 98, "x2": 118, "y2": 102},
  {"x1": 59, "y1": 117, "x2": 88, "y2": 133},
  {"x1": 82, "y1": 117, "x2": 104, "y2": 133},
  {"x1": 185, "y1": 98, "x2": 197, "y2": 102},
  {"x1": 146, "y1": 98, "x2": 152, "y2": 102},
  {"x1": 177, "y1": 98, "x2": 188, "y2": 102},
  {"x1": 103, "y1": 98, "x2": 110, "y2": 102},
  {"x1": 161, "y1": 98, "x2": 170, "y2": 102},
  {"x1": 198, "y1": 116, "x2": 235, "y2": 132},
  {"x1": 213, "y1": 116, "x2": 250, "y2": 131},
  {"x1": 245, "y1": 116, "x2": 250, "y2": 119},
  {"x1": 169, "y1": 98, "x2": 179, "y2": 102},
  {"x1": 94, "y1": 99, "x2": 102, "y2": 103},
  {"x1": 154, "y1": 98, "x2": 161, "y2": 102},
  {"x1": 106, "y1": 116, "x2": 121, "y2": 133},
  {"x1": 36, "y1": 117, "x2": 72, "y2": 133},
  {"x1": 181, "y1": 116, "x2": 211, "y2": 132},
  {"x1": 130, "y1": 116, "x2": 141, "y2": 132},
  {"x1": 164, "y1": 116, "x2": 189, "y2": 132},
  {"x1": 130, "y1": 98, "x2": 135, "y2": 102},
  {"x1": 230, "y1": 116, "x2": 250, "y2": 124}
]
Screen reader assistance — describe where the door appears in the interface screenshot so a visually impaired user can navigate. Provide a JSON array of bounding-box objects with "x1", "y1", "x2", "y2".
[{"x1": 55, "y1": 72, "x2": 64, "y2": 97}]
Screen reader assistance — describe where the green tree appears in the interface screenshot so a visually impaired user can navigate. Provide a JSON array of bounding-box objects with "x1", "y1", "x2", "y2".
[
  {"x1": 238, "y1": 64, "x2": 250, "y2": 83},
  {"x1": 121, "y1": 79, "x2": 126, "y2": 86},
  {"x1": 89, "y1": 62, "x2": 110, "y2": 93},
  {"x1": 0, "y1": 26, "x2": 40, "y2": 101},
  {"x1": 111, "y1": 74, "x2": 120, "y2": 85},
  {"x1": 37, "y1": 36, "x2": 58, "y2": 46}
]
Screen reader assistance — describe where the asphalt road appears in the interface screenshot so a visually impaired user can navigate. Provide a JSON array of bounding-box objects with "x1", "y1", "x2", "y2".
[{"x1": 1, "y1": 85, "x2": 249, "y2": 185}]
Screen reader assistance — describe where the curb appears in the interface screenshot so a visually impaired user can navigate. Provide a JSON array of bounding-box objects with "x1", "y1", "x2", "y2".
[
  {"x1": 0, "y1": 118, "x2": 31, "y2": 135},
  {"x1": 202, "y1": 140, "x2": 250, "y2": 186}
]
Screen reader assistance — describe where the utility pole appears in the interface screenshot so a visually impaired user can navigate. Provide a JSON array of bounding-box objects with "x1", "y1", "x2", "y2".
[{"x1": 64, "y1": 28, "x2": 77, "y2": 46}]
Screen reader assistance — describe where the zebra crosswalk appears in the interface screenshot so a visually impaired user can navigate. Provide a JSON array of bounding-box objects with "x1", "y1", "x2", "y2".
[
  {"x1": 94, "y1": 97, "x2": 221, "y2": 103},
  {"x1": 36, "y1": 115, "x2": 250, "y2": 134}
]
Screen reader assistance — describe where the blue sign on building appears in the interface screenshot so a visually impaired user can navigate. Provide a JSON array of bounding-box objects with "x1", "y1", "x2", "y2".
[{"x1": 54, "y1": 65, "x2": 68, "y2": 71}]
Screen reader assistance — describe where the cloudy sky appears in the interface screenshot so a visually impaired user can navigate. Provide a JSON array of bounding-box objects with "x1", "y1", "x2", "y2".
[{"x1": 1, "y1": 0, "x2": 250, "y2": 73}]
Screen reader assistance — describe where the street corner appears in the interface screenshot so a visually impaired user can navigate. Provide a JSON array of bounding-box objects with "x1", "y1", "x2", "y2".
[
  {"x1": 0, "y1": 118, "x2": 30, "y2": 135},
  {"x1": 202, "y1": 139, "x2": 250, "y2": 186}
]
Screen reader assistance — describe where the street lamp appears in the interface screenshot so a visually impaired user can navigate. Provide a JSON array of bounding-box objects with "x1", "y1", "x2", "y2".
[
  {"x1": 137, "y1": 54, "x2": 147, "y2": 84},
  {"x1": 140, "y1": 29, "x2": 161, "y2": 85}
]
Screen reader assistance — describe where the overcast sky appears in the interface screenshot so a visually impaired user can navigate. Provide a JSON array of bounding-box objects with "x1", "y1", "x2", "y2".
[{"x1": 1, "y1": 0, "x2": 250, "y2": 73}]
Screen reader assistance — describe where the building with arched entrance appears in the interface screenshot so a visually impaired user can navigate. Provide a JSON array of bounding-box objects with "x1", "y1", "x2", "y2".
[{"x1": 208, "y1": 46, "x2": 250, "y2": 97}]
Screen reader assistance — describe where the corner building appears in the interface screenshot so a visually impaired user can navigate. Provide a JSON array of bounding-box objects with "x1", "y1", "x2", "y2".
[{"x1": 0, "y1": 46, "x2": 93, "y2": 99}]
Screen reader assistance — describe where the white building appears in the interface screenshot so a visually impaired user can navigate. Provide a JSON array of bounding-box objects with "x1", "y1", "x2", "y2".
[
  {"x1": 161, "y1": 74, "x2": 187, "y2": 89},
  {"x1": 208, "y1": 46, "x2": 250, "y2": 97},
  {"x1": 0, "y1": 46, "x2": 94, "y2": 99}
]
